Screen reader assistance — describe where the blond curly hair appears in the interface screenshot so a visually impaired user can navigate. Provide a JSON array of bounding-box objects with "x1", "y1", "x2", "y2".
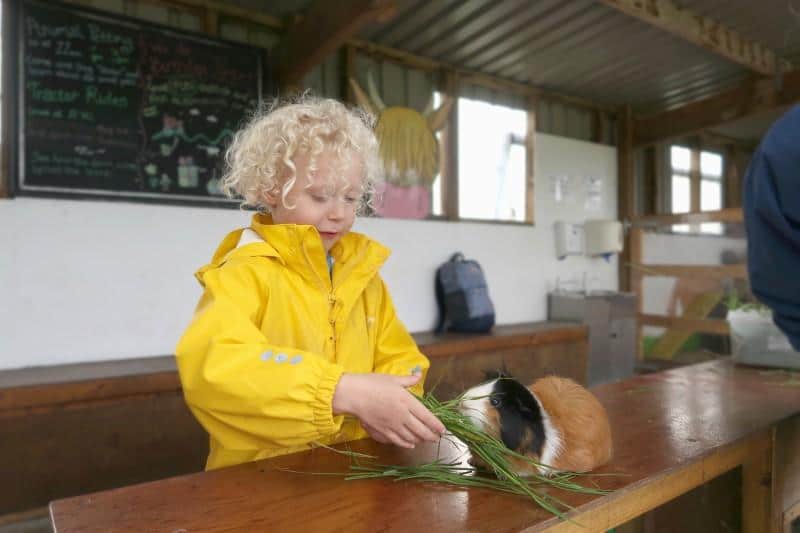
[{"x1": 222, "y1": 94, "x2": 380, "y2": 213}]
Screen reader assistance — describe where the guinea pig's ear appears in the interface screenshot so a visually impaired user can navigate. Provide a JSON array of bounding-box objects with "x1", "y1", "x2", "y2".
[
  {"x1": 513, "y1": 393, "x2": 535, "y2": 416},
  {"x1": 511, "y1": 385, "x2": 540, "y2": 419},
  {"x1": 485, "y1": 364, "x2": 513, "y2": 381},
  {"x1": 483, "y1": 369, "x2": 505, "y2": 381}
]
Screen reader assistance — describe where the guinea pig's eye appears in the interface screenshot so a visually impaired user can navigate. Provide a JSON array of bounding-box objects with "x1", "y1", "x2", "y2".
[{"x1": 489, "y1": 396, "x2": 501, "y2": 407}]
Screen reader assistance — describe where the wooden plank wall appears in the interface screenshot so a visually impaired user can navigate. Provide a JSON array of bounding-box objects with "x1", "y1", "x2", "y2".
[{"x1": 0, "y1": 322, "x2": 587, "y2": 515}]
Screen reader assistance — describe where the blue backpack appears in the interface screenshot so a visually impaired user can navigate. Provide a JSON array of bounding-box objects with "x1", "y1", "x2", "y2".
[{"x1": 434, "y1": 252, "x2": 495, "y2": 334}]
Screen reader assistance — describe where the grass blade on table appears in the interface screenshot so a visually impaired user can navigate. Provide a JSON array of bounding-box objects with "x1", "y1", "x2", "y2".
[{"x1": 289, "y1": 391, "x2": 615, "y2": 523}]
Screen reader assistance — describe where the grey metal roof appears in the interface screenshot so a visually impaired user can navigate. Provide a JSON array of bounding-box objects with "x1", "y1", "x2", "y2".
[
  {"x1": 255, "y1": 0, "x2": 796, "y2": 138},
  {"x1": 360, "y1": 0, "x2": 769, "y2": 116}
]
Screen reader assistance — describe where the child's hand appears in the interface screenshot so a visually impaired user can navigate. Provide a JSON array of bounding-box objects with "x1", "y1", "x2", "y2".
[{"x1": 332, "y1": 372, "x2": 446, "y2": 449}]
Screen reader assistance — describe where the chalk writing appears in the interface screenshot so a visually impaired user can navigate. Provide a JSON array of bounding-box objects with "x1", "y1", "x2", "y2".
[{"x1": 21, "y1": 1, "x2": 262, "y2": 199}]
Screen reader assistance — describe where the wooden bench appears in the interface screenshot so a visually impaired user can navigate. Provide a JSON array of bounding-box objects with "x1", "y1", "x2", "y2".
[
  {"x1": 49, "y1": 359, "x2": 800, "y2": 532},
  {"x1": 0, "y1": 321, "x2": 587, "y2": 515}
]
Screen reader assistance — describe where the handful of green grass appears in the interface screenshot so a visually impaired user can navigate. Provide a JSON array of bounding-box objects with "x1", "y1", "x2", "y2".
[{"x1": 335, "y1": 392, "x2": 612, "y2": 520}]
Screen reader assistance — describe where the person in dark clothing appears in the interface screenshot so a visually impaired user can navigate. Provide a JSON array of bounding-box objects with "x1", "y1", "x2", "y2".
[{"x1": 743, "y1": 105, "x2": 800, "y2": 350}]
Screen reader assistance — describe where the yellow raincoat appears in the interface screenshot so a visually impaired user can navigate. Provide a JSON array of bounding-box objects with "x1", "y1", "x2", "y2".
[{"x1": 176, "y1": 213, "x2": 429, "y2": 470}]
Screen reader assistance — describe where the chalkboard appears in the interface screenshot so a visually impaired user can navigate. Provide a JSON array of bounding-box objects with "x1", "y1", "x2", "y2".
[{"x1": 18, "y1": 1, "x2": 263, "y2": 203}]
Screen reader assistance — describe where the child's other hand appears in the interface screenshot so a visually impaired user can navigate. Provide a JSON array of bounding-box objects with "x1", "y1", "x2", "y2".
[{"x1": 332, "y1": 372, "x2": 446, "y2": 449}]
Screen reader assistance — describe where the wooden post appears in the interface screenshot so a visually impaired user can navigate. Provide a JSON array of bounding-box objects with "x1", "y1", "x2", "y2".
[
  {"x1": 654, "y1": 143, "x2": 665, "y2": 213},
  {"x1": 742, "y1": 429, "x2": 779, "y2": 533},
  {"x1": 203, "y1": 8, "x2": 219, "y2": 36},
  {"x1": 617, "y1": 105, "x2": 634, "y2": 292},
  {"x1": 642, "y1": 146, "x2": 657, "y2": 215},
  {"x1": 724, "y1": 144, "x2": 742, "y2": 208},
  {"x1": 690, "y1": 141, "x2": 701, "y2": 213},
  {"x1": 774, "y1": 416, "x2": 800, "y2": 533},
  {"x1": 631, "y1": 227, "x2": 644, "y2": 360},
  {"x1": 342, "y1": 45, "x2": 357, "y2": 105},
  {"x1": 591, "y1": 109, "x2": 602, "y2": 143},
  {"x1": 0, "y1": 0, "x2": 15, "y2": 199},
  {"x1": 525, "y1": 95, "x2": 538, "y2": 224},
  {"x1": 440, "y1": 72, "x2": 459, "y2": 221}
]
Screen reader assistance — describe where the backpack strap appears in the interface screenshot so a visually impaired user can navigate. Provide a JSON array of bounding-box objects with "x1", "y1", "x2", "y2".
[{"x1": 434, "y1": 265, "x2": 447, "y2": 334}]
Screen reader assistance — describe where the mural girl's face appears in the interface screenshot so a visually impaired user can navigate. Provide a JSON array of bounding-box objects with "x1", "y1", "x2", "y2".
[{"x1": 266, "y1": 149, "x2": 364, "y2": 252}]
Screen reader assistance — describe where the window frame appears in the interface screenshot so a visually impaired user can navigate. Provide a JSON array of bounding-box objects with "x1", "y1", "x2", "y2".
[
  {"x1": 452, "y1": 95, "x2": 531, "y2": 223},
  {"x1": 666, "y1": 144, "x2": 725, "y2": 234}
]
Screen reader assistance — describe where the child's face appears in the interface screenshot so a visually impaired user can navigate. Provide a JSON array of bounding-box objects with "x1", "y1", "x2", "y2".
[{"x1": 266, "y1": 149, "x2": 363, "y2": 252}]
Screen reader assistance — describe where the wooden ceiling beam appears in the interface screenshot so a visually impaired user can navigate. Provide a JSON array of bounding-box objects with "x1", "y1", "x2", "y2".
[
  {"x1": 278, "y1": 0, "x2": 396, "y2": 89},
  {"x1": 634, "y1": 70, "x2": 800, "y2": 146},
  {"x1": 598, "y1": 0, "x2": 790, "y2": 76},
  {"x1": 167, "y1": 0, "x2": 281, "y2": 28},
  {"x1": 349, "y1": 40, "x2": 618, "y2": 114}
]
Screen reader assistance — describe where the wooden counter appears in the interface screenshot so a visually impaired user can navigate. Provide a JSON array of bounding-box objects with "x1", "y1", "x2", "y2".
[
  {"x1": 49, "y1": 359, "x2": 800, "y2": 532},
  {"x1": 1, "y1": 321, "x2": 586, "y2": 515}
]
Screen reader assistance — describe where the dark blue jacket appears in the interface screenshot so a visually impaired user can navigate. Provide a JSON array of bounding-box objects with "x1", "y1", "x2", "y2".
[{"x1": 743, "y1": 105, "x2": 800, "y2": 350}]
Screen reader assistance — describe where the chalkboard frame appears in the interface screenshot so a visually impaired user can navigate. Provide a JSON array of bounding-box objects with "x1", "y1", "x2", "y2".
[{"x1": 15, "y1": 0, "x2": 267, "y2": 208}]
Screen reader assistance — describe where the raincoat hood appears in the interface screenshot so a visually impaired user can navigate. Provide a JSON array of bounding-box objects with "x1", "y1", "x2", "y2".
[{"x1": 197, "y1": 212, "x2": 390, "y2": 291}]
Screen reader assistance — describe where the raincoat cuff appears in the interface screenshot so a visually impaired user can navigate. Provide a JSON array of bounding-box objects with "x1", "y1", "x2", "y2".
[{"x1": 313, "y1": 364, "x2": 346, "y2": 430}]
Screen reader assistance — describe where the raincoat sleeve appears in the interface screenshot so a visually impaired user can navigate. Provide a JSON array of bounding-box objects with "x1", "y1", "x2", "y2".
[
  {"x1": 371, "y1": 280, "x2": 430, "y2": 398},
  {"x1": 175, "y1": 257, "x2": 347, "y2": 451}
]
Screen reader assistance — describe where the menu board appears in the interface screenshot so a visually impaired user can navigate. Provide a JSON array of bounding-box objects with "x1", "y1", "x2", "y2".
[{"x1": 19, "y1": 1, "x2": 263, "y2": 202}]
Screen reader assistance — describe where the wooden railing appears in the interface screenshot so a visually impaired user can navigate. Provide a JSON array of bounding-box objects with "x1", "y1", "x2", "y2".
[{"x1": 629, "y1": 208, "x2": 745, "y2": 360}]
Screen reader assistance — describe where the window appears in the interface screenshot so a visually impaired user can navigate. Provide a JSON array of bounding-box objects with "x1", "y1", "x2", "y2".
[
  {"x1": 669, "y1": 145, "x2": 724, "y2": 234},
  {"x1": 457, "y1": 97, "x2": 528, "y2": 222},
  {"x1": 670, "y1": 146, "x2": 691, "y2": 215}
]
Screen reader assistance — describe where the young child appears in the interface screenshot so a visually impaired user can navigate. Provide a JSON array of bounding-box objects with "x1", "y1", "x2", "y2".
[{"x1": 175, "y1": 96, "x2": 445, "y2": 470}]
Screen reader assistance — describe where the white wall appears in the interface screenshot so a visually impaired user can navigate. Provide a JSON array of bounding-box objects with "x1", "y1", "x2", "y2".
[{"x1": 0, "y1": 133, "x2": 617, "y2": 370}]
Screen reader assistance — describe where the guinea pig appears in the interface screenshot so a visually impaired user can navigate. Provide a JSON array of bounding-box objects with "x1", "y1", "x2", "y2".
[{"x1": 458, "y1": 374, "x2": 612, "y2": 476}]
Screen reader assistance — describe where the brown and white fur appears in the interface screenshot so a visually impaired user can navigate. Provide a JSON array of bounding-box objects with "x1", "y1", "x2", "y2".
[{"x1": 458, "y1": 374, "x2": 612, "y2": 476}]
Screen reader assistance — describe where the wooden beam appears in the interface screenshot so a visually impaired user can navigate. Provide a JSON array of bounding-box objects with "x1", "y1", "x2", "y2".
[
  {"x1": 525, "y1": 95, "x2": 537, "y2": 224},
  {"x1": 342, "y1": 45, "x2": 357, "y2": 104},
  {"x1": 642, "y1": 146, "x2": 657, "y2": 215},
  {"x1": 634, "y1": 70, "x2": 800, "y2": 146},
  {"x1": 166, "y1": 0, "x2": 282, "y2": 28},
  {"x1": 278, "y1": 0, "x2": 396, "y2": 90},
  {"x1": 631, "y1": 228, "x2": 644, "y2": 360},
  {"x1": 724, "y1": 145, "x2": 739, "y2": 208},
  {"x1": 618, "y1": 105, "x2": 635, "y2": 291},
  {"x1": 690, "y1": 143, "x2": 701, "y2": 213},
  {"x1": 202, "y1": 8, "x2": 218, "y2": 36},
  {"x1": 632, "y1": 207, "x2": 743, "y2": 225},
  {"x1": 742, "y1": 429, "x2": 778, "y2": 533},
  {"x1": 441, "y1": 72, "x2": 459, "y2": 221},
  {"x1": 0, "y1": 0, "x2": 20, "y2": 200},
  {"x1": 631, "y1": 263, "x2": 748, "y2": 280},
  {"x1": 348, "y1": 40, "x2": 618, "y2": 114},
  {"x1": 598, "y1": 0, "x2": 789, "y2": 76},
  {"x1": 639, "y1": 313, "x2": 730, "y2": 335}
]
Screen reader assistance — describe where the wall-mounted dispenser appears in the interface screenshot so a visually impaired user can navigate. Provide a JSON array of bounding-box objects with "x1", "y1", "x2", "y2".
[
  {"x1": 554, "y1": 221, "x2": 584, "y2": 260},
  {"x1": 584, "y1": 219, "x2": 624, "y2": 256}
]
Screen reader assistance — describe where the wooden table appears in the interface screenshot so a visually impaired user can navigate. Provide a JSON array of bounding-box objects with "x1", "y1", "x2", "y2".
[{"x1": 49, "y1": 359, "x2": 800, "y2": 532}]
